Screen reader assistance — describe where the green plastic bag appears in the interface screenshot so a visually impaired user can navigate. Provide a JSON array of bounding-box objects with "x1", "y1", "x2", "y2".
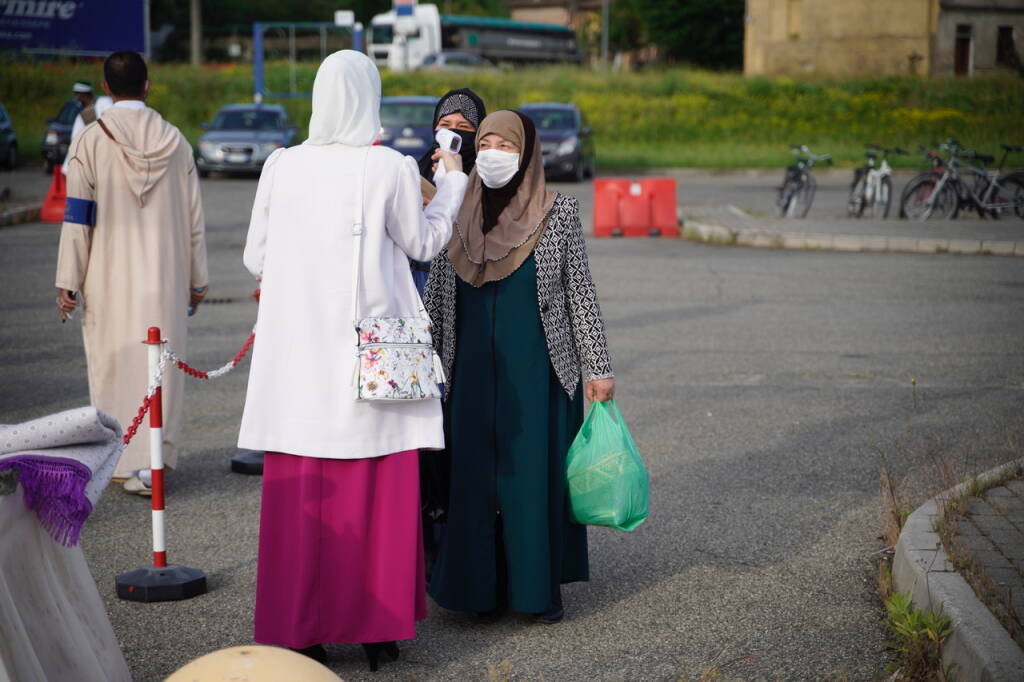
[{"x1": 566, "y1": 400, "x2": 649, "y2": 531}]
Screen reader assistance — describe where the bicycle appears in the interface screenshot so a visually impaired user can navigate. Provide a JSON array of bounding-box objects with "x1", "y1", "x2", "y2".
[
  {"x1": 775, "y1": 145, "x2": 832, "y2": 218},
  {"x1": 901, "y1": 140, "x2": 1024, "y2": 221},
  {"x1": 847, "y1": 144, "x2": 907, "y2": 218}
]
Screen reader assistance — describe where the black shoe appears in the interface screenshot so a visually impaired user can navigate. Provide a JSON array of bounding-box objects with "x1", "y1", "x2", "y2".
[
  {"x1": 534, "y1": 606, "x2": 565, "y2": 624},
  {"x1": 290, "y1": 643, "x2": 327, "y2": 663},
  {"x1": 361, "y1": 642, "x2": 398, "y2": 672},
  {"x1": 476, "y1": 607, "x2": 505, "y2": 623}
]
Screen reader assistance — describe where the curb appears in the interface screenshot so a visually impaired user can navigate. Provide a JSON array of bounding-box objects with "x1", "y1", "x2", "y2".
[
  {"x1": 0, "y1": 204, "x2": 42, "y2": 229},
  {"x1": 681, "y1": 219, "x2": 1024, "y2": 257},
  {"x1": 893, "y1": 458, "x2": 1024, "y2": 681}
]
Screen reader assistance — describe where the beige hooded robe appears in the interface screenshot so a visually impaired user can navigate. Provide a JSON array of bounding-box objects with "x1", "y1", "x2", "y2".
[{"x1": 55, "y1": 103, "x2": 207, "y2": 478}]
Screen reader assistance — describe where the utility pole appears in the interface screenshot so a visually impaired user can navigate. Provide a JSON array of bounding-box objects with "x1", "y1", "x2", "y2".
[
  {"x1": 601, "y1": 0, "x2": 610, "y2": 66},
  {"x1": 190, "y1": 0, "x2": 202, "y2": 66}
]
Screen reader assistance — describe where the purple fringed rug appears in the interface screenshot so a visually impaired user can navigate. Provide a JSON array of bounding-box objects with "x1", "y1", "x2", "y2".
[{"x1": 0, "y1": 454, "x2": 93, "y2": 546}]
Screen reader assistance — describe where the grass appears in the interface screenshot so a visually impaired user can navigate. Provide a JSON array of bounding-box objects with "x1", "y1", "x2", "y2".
[{"x1": 2, "y1": 60, "x2": 1022, "y2": 169}]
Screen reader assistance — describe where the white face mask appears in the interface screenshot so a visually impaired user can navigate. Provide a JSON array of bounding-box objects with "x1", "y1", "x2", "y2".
[{"x1": 475, "y1": 149, "x2": 521, "y2": 188}]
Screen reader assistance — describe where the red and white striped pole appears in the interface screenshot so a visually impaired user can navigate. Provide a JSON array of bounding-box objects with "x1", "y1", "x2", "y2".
[
  {"x1": 115, "y1": 326, "x2": 206, "y2": 602},
  {"x1": 145, "y1": 326, "x2": 168, "y2": 569}
]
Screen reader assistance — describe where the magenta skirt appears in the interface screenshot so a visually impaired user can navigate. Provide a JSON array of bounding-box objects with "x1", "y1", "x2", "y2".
[{"x1": 253, "y1": 450, "x2": 427, "y2": 647}]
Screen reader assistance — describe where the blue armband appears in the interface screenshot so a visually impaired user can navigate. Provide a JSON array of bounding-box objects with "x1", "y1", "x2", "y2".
[{"x1": 63, "y1": 197, "x2": 97, "y2": 226}]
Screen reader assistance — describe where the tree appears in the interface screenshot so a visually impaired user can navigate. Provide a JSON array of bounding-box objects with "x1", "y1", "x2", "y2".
[{"x1": 634, "y1": 0, "x2": 744, "y2": 69}]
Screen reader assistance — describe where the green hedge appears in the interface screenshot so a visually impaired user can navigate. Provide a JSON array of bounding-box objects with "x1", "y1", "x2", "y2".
[{"x1": 2, "y1": 61, "x2": 1021, "y2": 168}]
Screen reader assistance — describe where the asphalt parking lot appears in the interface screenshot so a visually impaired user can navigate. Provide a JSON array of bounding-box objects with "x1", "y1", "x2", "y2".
[{"x1": 2, "y1": 169, "x2": 1023, "y2": 680}]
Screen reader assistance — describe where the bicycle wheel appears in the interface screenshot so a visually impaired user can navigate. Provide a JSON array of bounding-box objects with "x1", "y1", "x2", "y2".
[
  {"x1": 957, "y1": 170, "x2": 989, "y2": 218},
  {"x1": 872, "y1": 176, "x2": 892, "y2": 219},
  {"x1": 994, "y1": 173, "x2": 1024, "y2": 220},
  {"x1": 902, "y1": 175, "x2": 957, "y2": 221},
  {"x1": 847, "y1": 170, "x2": 867, "y2": 217},
  {"x1": 775, "y1": 181, "x2": 798, "y2": 217},
  {"x1": 795, "y1": 173, "x2": 816, "y2": 218}
]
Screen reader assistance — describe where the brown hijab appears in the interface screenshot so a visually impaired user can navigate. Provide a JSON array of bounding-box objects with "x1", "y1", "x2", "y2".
[{"x1": 449, "y1": 110, "x2": 556, "y2": 287}]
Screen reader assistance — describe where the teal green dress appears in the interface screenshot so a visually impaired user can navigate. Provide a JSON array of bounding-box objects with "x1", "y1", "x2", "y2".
[{"x1": 428, "y1": 254, "x2": 588, "y2": 614}]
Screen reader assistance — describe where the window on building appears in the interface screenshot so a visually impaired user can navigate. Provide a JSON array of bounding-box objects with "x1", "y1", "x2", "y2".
[
  {"x1": 996, "y1": 26, "x2": 1017, "y2": 68},
  {"x1": 955, "y1": 24, "x2": 973, "y2": 76}
]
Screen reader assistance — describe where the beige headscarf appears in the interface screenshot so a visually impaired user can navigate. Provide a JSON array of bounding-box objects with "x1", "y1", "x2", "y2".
[{"x1": 449, "y1": 110, "x2": 556, "y2": 287}]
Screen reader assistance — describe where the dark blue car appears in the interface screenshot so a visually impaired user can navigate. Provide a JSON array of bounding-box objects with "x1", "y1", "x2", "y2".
[
  {"x1": 378, "y1": 96, "x2": 438, "y2": 160},
  {"x1": 520, "y1": 102, "x2": 595, "y2": 183},
  {"x1": 41, "y1": 99, "x2": 82, "y2": 173}
]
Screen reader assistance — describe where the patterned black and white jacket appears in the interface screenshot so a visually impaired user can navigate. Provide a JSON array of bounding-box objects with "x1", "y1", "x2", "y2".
[{"x1": 423, "y1": 193, "x2": 614, "y2": 399}]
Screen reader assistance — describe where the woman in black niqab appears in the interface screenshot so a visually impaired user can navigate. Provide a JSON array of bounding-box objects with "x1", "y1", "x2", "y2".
[{"x1": 417, "y1": 88, "x2": 487, "y2": 182}]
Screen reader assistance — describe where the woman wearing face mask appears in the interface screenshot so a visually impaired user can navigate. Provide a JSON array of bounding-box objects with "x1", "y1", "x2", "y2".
[
  {"x1": 413, "y1": 90, "x2": 486, "y2": 577},
  {"x1": 417, "y1": 88, "x2": 486, "y2": 185},
  {"x1": 423, "y1": 110, "x2": 615, "y2": 624},
  {"x1": 238, "y1": 51, "x2": 467, "y2": 671}
]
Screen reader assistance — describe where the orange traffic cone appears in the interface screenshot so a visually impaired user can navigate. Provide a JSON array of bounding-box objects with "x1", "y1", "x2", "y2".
[{"x1": 40, "y1": 164, "x2": 66, "y2": 223}]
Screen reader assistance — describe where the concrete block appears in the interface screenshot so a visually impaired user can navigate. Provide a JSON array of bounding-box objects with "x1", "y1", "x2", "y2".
[
  {"x1": 1005, "y1": 480, "x2": 1024, "y2": 496},
  {"x1": 750, "y1": 232, "x2": 782, "y2": 248},
  {"x1": 917, "y1": 238, "x2": 950, "y2": 254},
  {"x1": 780, "y1": 233, "x2": 807, "y2": 250},
  {"x1": 967, "y1": 500, "x2": 1000, "y2": 516},
  {"x1": 947, "y1": 239, "x2": 983, "y2": 255},
  {"x1": 973, "y1": 549, "x2": 1016, "y2": 571},
  {"x1": 903, "y1": 549, "x2": 957, "y2": 573},
  {"x1": 856, "y1": 235, "x2": 889, "y2": 252},
  {"x1": 831, "y1": 235, "x2": 863, "y2": 252},
  {"x1": 984, "y1": 567, "x2": 1024, "y2": 589},
  {"x1": 886, "y1": 237, "x2": 919, "y2": 253},
  {"x1": 955, "y1": 532, "x2": 998, "y2": 553},
  {"x1": 734, "y1": 230, "x2": 758, "y2": 247},
  {"x1": 981, "y1": 240, "x2": 1016, "y2": 256},
  {"x1": 803, "y1": 233, "x2": 834, "y2": 250}
]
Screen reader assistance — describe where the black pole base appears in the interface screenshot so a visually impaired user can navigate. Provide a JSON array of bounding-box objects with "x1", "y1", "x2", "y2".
[
  {"x1": 116, "y1": 564, "x2": 207, "y2": 602},
  {"x1": 231, "y1": 449, "x2": 264, "y2": 475}
]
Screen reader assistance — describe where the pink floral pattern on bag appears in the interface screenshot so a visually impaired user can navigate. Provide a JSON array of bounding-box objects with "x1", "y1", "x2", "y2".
[{"x1": 355, "y1": 317, "x2": 441, "y2": 401}]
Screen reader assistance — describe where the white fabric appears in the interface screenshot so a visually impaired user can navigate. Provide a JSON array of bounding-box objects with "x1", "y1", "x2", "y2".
[
  {"x1": 305, "y1": 51, "x2": 381, "y2": 147},
  {"x1": 111, "y1": 99, "x2": 146, "y2": 111},
  {"x1": 238, "y1": 51, "x2": 467, "y2": 460},
  {"x1": 0, "y1": 489, "x2": 131, "y2": 682},
  {"x1": 0, "y1": 406, "x2": 122, "y2": 507},
  {"x1": 476, "y1": 149, "x2": 521, "y2": 188}
]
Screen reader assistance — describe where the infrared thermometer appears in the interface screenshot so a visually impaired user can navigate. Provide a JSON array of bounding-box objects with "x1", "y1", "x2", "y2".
[{"x1": 435, "y1": 128, "x2": 462, "y2": 154}]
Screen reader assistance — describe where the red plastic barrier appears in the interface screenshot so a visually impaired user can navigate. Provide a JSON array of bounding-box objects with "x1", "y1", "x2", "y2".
[
  {"x1": 40, "y1": 164, "x2": 67, "y2": 223},
  {"x1": 593, "y1": 178, "x2": 679, "y2": 238}
]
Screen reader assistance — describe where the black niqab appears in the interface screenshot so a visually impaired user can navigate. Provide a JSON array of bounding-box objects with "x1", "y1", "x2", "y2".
[{"x1": 417, "y1": 88, "x2": 487, "y2": 182}]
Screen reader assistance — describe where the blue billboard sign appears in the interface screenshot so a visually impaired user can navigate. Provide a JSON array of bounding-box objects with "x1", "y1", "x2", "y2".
[{"x1": 0, "y1": 0, "x2": 148, "y2": 57}]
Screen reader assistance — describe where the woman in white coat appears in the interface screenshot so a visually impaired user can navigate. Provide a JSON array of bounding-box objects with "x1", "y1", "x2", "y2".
[{"x1": 237, "y1": 51, "x2": 467, "y2": 672}]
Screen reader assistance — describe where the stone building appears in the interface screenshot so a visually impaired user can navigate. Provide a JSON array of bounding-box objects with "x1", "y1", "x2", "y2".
[
  {"x1": 744, "y1": 0, "x2": 1024, "y2": 76},
  {"x1": 504, "y1": 0, "x2": 602, "y2": 31}
]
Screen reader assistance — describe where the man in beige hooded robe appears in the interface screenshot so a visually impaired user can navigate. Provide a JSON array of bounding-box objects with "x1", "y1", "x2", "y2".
[{"x1": 55, "y1": 51, "x2": 208, "y2": 492}]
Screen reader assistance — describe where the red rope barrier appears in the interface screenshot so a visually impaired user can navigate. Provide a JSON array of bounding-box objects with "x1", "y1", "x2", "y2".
[{"x1": 121, "y1": 331, "x2": 256, "y2": 446}]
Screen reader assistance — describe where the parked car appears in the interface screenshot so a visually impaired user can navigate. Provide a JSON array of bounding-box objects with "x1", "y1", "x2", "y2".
[
  {"x1": 417, "y1": 51, "x2": 492, "y2": 71},
  {"x1": 195, "y1": 104, "x2": 298, "y2": 177},
  {"x1": 519, "y1": 102, "x2": 595, "y2": 182},
  {"x1": 0, "y1": 103, "x2": 17, "y2": 169},
  {"x1": 378, "y1": 96, "x2": 438, "y2": 160},
  {"x1": 41, "y1": 99, "x2": 82, "y2": 173}
]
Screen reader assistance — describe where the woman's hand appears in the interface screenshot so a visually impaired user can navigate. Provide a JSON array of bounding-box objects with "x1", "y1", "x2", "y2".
[
  {"x1": 433, "y1": 148, "x2": 463, "y2": 174},
  {"x1": 585, "y1": 378, "x2": 615, "y2": 403}
]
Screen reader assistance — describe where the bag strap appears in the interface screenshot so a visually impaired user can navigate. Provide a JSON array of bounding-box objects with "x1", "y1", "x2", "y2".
[
  {"x1": 351, "y1": 152, "x2": 433, "y2": 326},
  {"x1": 351, "y1": 146, "x2": 371, "y2": 326}
]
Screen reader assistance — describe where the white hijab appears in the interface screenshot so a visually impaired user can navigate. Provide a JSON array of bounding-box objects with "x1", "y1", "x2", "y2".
[{"x1": 305, "y1": 50, "x2": 381, "y2": 147}]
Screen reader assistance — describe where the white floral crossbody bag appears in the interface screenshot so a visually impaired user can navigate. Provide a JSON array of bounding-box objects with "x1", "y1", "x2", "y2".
[{"x1": 351, "y1": 147, "x2": 445, "y2": 402}]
